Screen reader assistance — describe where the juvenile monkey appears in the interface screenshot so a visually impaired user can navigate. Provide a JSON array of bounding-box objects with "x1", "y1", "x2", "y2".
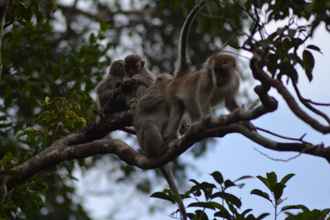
[
  {"x1": 95, "y1": 59, "x2": 127, "y2": 117},
  {"x1": 134, "y1": 73, "x2": 187, "y2": 220},
  {"x1": 123, "y1": 54, "x2": 156, "y2": 109}
]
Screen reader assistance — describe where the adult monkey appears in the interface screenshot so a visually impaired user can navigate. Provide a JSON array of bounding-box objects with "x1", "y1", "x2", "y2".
[
  {"x1": 164, "y1": 0, "x2": 245, "y2": 141},
  {"x1": 133, "y1": 1, "x2": 208, "y2": 220}
]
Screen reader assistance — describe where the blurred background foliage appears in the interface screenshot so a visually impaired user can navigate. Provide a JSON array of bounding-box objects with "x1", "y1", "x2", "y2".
[{"x1": 0, "y1": 0, "x2": 329, "y2": 219}]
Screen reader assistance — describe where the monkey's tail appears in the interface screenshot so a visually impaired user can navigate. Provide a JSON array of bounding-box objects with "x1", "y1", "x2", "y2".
[
  {"x1": 175, "y1": 0, "x2": 207, "y2": 77},
  {"x1": 160, "y1": 165, "x2": 187, "y2": 220}
]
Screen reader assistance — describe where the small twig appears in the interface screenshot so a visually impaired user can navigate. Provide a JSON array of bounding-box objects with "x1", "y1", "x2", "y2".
[
  {"x1": 305, "y1": 100, "x2": 330, "y2": 106},
  {"x1": 255, "y1": 126, "x2": 308, "y2": 143},
  {"x1": 254, "y1": 147, "x2": 302, "y2": 162},
  {"x1": 292, "y1": 82, "x2": 330, "y2": 125}
]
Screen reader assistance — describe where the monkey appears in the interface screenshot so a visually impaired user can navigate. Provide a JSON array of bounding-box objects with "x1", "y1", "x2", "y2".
[
  {"x1": 128, "y1": 4, "x2": 208, "y2": 215},
  {"x1": 123, "y1": 54, "x2": 156, "y2": 109},
  {"x1": 164, "y1": 60, "x2": 217, "y2": 141},
  {"x1": 124, "y1": 54, "x2": 155, "y2": 90},
  {"x1": 95, "y1": 59, "x2": 128, "y2": 118},
  {"x1": 162, "y1": 0, "x2": 252, "y2": 140},
  {"x1": 95, "y1": 54, "x2": 156, "y2": 119},
  {"x1": 207, "y1": 53, "x2": 256, "y2": 131},
  {"x1": 206, "y1": 53, "x2": 240, "y2": 111},
  {"x1": 157, "y1": 0, "x2": 209, "y2": 141},
  {"x1": 134, "y1": 73, "x2": 173, "y2": 156},
  {"x1": 133, "y1": 73, "x2": 188, "y2": 220}
]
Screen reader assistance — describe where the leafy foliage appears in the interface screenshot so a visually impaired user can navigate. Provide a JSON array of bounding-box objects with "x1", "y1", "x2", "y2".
[{"x1": 153, "y1": 171, "x2": 330, "y2": 220}]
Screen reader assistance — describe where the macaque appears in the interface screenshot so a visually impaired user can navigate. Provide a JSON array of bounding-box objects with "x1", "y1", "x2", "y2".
[
  {"x1": 134, "y1": 73, "x2": 187, "y2": 220},
  {"x1": 95, "y1": 59, "x2": 127, "y2": 117},
  {"x1": 165, "y1": 52, "x2": 250, "y2": 140},
  {"x1": 123, "y1": 54, "x2": 156, "y2": 109},
  {"x1": 206, "y1": 53, "x2": 240, "y2": 111},
  {"x1": 95, "y1": 54, "x2": 157, "y2": 120}
]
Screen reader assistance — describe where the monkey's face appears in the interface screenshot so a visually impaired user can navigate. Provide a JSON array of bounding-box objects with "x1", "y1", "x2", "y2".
[
  {"x1": 124, "y1": 54, "x2": 145, "y2": 77},
  {"x1": 209, "y1": 54, "x2": 237, "y2": 86},
  {"x1": 109, "y1": 60, "x2": 125, "y2": 78}
]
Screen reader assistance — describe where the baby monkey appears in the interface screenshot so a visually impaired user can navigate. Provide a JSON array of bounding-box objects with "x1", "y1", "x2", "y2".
[
  {"x1": 95, "y1": 54, "x2": 156, "y2": 119},
  {"x1": 95, "y1": 59, "x2": 127, "y2": 117},
  {"x1": 123, "y1": 54, "x2": 156, "y2": 109}
]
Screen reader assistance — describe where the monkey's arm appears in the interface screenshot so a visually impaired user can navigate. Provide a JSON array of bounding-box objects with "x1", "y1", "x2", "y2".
[
  {"x1": 102, "y1": 88, "x2": 129, "y2": 114},
  {"x1": 225, "y1": 97, "x2": 256, "y2": 131},
  {"x1": 225, "y1": 96, "x2": 240, "y2": 112}
]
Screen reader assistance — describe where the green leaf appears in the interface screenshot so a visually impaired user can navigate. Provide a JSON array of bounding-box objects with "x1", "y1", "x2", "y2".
[
  {"x1": 211, "y1": 192, "x2": 242, "y2": 208},
  {"x1": 100, "y1": 21, "x2": 111, "y2": 32},
  {"x1": 188, "y1": 201, "x2": 221, "y2": 210},
  {"x1": 307, "y1": 44, "x2": 322, "y2": 54},
  {"x1": 235, "y1": 175, "x2": 254, "y2": 182},
  {"x1": 224, "y1": 179, "x2": 236, "y2": 188},
  {"x1": 150, "y1": 191, "x2": 175, "y2": 203},
  {"x1": 281, "y1": 205, "x2": 309, "y2": 212},
  {"x1": 241, "y1": 209, "x2": 253, "y2": 217},
  {"x1": 280, "y1": 173, "x2": 295, "y2": 186},
  {"x1": 214, "y1": 208, "x2": 232, "y2": 219},
  {"x1": 257, "y1": 213, "x2": 270, "y2": 219},
  {"x1": 193, "y1": 210, "x2": 209, "y2": 220},
  {"x1": 273, "y1": 183, "x2": 285, "y2": 202},
  {"x1": 266, "y1": 172, "x2": 278, "y2": 185},
  {"x1": 251, "y1": 189, "x2": 272, "y2": 203},
  {"x1": 302, "y1": 49, "x2": 315, "y2": 81},
  {"x1": 211, "y1": 171, "x2": 224, "y2": 184}
]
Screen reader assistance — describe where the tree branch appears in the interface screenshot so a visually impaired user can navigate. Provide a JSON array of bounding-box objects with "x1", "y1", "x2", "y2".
[
  {"x1": 2, "y1": 102, "x2": 329, "y2": 191},
  {"x1": 250, "y1": 55, "x2": 330, "y2": 134}
]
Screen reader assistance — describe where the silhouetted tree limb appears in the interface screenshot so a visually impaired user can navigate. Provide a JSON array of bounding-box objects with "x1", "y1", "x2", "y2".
[{"x1": 2, "y1": 99, "x2": 329, "y2": 192}]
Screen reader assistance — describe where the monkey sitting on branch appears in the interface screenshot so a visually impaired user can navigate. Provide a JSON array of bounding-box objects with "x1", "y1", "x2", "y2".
[{"x1": 95, "y1": 54, "x2": 155, "y2": 122}]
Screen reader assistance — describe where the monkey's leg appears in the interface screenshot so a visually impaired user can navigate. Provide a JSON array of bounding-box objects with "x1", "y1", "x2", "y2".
[
  {"x1": 138, "y1": 121, "x2": 166, "y2": 157},
  {"x1": 160, "y1": 164, "x2": 187, "y2": 220},
  {"x1": 185, "y1": 97, "x2": 203, "y2": 123},
  {"x1": 163, "y1": 100, "x2": 184, "y2": 143}
]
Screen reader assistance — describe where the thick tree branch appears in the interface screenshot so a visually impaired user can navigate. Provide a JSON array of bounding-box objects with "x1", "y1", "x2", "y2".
[{"x1": 2, "y1": 102, "x2": 329, "y2": 191}]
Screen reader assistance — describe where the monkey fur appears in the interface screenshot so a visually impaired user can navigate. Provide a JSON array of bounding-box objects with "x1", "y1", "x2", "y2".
[{"x1": 134, "y1": 73, "x2": 187, "y2": 220}]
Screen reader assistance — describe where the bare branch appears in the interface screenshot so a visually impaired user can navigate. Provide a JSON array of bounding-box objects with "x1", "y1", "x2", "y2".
[
  {"x1": 254, "y1": 147, "x2": 303, "y2": 162},
  {"x1": 292, "y1": 82, "x2": 330, "y2": 125},
  {"x1": 256, "y1": 126, "x2": 307, "y2": 142},
  {"x1": 250, "y1": 56, "x2": 330, "y2": 134}
]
